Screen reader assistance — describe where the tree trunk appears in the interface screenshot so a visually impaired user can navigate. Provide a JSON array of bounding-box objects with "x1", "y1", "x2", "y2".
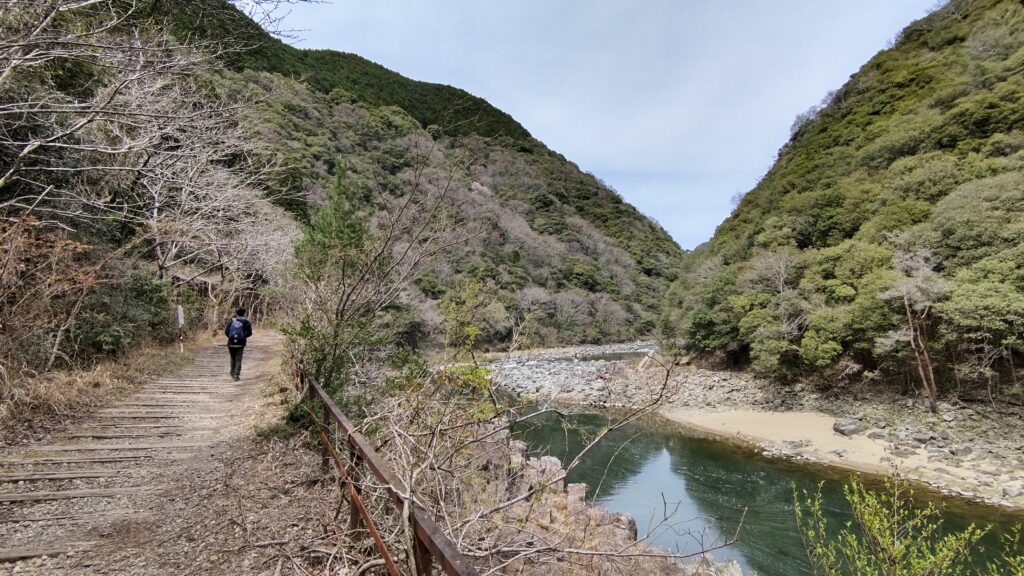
[{"x1": 904, "y1": 296, "x2": 937, "y2": 413}]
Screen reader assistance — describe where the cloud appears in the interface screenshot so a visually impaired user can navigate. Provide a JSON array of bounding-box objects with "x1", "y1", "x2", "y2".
[{"x1": 283, "y1": 1, "x2": 936, "y2": 248}]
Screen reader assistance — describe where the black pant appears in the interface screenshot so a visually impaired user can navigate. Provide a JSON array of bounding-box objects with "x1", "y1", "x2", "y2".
[{"x1": 229, "y1": 346, "x2": 245, "y2": 378}]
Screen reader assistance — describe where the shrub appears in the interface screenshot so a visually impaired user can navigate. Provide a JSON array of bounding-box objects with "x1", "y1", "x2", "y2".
[
  {"x1": 78, "y1": 272, "x2": 175, "y2": 359},
  {"x1": 796, "y1": 477, "x2": 985, "y2": 576}
]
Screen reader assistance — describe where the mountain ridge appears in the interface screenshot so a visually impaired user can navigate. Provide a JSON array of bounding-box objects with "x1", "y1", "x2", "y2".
[
  {"x1": 174, "y1": 0, "x2": 683, "y2": 346},
  {"x1": 664, "y1": 0, "x2": 1024, "y2": 402},
  {"x1": 167, "y1": 1, "x2": 532, "y2": 141}
]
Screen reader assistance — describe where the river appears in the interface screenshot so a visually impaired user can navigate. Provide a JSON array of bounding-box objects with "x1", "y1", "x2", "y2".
[{"x1": 512, "y1": 408, "x2": 1023, "y2": 575}]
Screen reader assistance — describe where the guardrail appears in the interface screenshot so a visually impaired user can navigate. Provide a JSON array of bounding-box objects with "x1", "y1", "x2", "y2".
[{"x1": 300, "y1": 372, "x2": 480, "y2": 576}]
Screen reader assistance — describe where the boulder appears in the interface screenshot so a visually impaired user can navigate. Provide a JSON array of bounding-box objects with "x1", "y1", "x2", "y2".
[
  {"x1": 523, "y1": 455, "x2": 564, "y2": 488},
  {"x1": 566, "y1": 483, "x2": 587, "y2": 514},
  {"x1": 911, "y1": 432, "x2": 933, "y2": 444},
  {"x1": 950, "y1": 445, "x2": 973, "y2": 457},
  {"x1": 833, "y1": 418, "x2": 867, "y2": 436},
  {"x1": 1003, "y1": 485, "x2": 1024, "y2": 499},
  {"x1": 683, "y1": 556, "x2": 744, "y2": 576}
]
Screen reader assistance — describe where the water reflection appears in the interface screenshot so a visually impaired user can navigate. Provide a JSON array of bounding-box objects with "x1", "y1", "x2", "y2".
[{"x1": 512, "y1": 408, "x2": 1019, "y2": 576}]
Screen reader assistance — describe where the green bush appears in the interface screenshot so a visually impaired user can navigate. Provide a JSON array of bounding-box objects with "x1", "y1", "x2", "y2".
[
  {"x1": 795, "y1": 476, "x2": 1023, "y2": 576},
  {"x1": 77, "y1": 272, "x2": 174, "y2": 358}
]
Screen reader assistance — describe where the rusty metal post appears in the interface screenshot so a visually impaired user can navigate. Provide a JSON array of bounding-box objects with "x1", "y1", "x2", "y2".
[
  {"x1": 347, "y1": 445, "x2": 363, "y2": 531},
  {"x1": 320, "y1": 399, "x2": 330, "y2": 469},
  {"x1": 411, "y1": 519, "x2": 433, "y2": 576},
  {"x1": 299, "y1": 370, "x2": 308, "y2": 401}
]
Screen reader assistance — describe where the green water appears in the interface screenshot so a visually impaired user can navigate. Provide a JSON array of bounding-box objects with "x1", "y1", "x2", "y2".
[{"x1": 512, "y1": 409, "x2": 1022, "y2": 576}]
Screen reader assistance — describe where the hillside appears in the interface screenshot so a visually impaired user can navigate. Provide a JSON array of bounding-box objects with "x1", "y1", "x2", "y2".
[
  {"x1": 664, "y1": 0, "x2": 1024, "y2": 401},
  {"x1": 167, "y1": 1, "x2": 530, "y2": 141},
  {"x1": 171, "y1": 1, "x2": 683, "y2": 347}
]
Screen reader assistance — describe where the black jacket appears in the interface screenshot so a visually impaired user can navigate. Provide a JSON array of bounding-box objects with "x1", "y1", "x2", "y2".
[{"x1": 225, "y1": 316, "x2": 253, "y2": 347}]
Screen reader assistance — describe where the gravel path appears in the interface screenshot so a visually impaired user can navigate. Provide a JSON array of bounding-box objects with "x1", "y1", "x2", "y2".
[{"x1": 0, "y1": 331, "x2": 339, "y2": 575}]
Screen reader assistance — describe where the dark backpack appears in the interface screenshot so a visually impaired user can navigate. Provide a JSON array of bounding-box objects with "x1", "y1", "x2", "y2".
[{"x1": 228, "y1": 319, "x2": 246, "y2": 346}]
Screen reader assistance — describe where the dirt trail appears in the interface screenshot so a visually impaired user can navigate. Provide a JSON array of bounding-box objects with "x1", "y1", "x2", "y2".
[{"x1": 0, "y1": 331, "x2": 313, "y2": 575}]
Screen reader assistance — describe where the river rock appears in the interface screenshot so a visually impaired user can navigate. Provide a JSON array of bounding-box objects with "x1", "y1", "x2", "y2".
[
  {"x1": 950, "y1": 445, "x2": 973, "y2": 457},
  {"x1": 1003, "y1": 485, "x2": 1024, "y2": 499},
  {"x1": 912, "y1": 432, "x2": 933, "y2": 444},
  {"x1": 610, "y1": 512, "x2": 637, "y2": 541},
  {"x1": 524, "y1": 455, "x2": 564, "y2": 488},
  {"x1": 833, "y1": 418, "x2": 866, "y2": 436},
  {"x1": 717, "y1": 562, "x2": 744, "y2": 576},
  {"x1": 684, "y1": 556, "x2": 744, "y2": 576},
  {"x1": 567, "y1": 483, "x2": 587, "y2": 513}
]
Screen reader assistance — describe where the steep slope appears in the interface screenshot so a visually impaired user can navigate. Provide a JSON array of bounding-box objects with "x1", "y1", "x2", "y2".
[
  {"x1": 167, "y1": 1, "x2": 529, "y2": 141},
  {"x1": 664, "y1": 0, "x2": 1024, "y2": 397},
  {"x1": 170, "y1": 1, "x2": 683, "y2": 346}
]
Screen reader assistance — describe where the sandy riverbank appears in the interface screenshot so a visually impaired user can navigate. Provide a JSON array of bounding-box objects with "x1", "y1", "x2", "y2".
[
  {"x1": 491, "y1": 345, "x2": 1024, "y2": 512},
  {"x1": 662, "y1": 408, "x2": 903, "y2": 475}
]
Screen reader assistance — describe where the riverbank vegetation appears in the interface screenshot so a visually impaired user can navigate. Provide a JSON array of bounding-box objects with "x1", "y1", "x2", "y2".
[
  {"x1": 796, "y1": 476, "x2": 1023, "y2": 575},
  {"x1": 663, "y1": 0, "x2": 1024, "y2": 411},
  {"x1": 283, "y1": 115, "x2": 717, "y2": 572}
]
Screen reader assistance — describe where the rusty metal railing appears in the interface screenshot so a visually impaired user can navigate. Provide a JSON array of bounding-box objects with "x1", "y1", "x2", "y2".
[{"x1": 300, "y1": 372, "x2": 480, "y2": 576}]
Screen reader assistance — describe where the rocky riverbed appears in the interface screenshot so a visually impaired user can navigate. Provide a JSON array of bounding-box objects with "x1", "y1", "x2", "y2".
[
  {"x1": 512, "y1": 440, "x2": 742, "y2": 576},
  {"x1": 490, "y1": 343, "x2": 1024, "y2": 512}
]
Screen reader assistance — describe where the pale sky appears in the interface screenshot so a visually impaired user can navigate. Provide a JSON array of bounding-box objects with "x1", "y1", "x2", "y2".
[{"x1": 281, "y1": 1, "x2": 937, "y2": 249}]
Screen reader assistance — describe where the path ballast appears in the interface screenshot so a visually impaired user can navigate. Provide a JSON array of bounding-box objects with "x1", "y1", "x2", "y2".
[{"x1": 0, "y1": 332, "x2": 284, "y2": 573}]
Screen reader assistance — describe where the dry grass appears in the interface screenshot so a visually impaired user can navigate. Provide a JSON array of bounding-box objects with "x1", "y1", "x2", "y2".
[{"x1": 0, "y1": 339, "x2": 196, "y2": 444}]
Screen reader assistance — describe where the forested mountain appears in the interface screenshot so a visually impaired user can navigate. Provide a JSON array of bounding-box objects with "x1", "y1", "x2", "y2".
[
  {"x1": 176, "y1": 1, "x2": 683, "y2": 347},
  {"x1": 1, "y1": 0, "x2": 682, "y2": 397},
  {"x1": 663, "y1": 0, "x2": 1024, "y2": 406},
  {"x1": 167, "y1": 1, "x2": 531, "y2": 142}
]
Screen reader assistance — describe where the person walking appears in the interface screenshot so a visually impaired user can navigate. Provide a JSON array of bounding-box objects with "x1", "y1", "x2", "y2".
[{"x1": 225, "y1": 307, "x2": 253, "y2": 381}]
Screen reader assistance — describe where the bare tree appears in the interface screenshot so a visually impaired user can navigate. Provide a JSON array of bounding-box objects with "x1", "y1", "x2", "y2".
[
  {"x1": 879, "y1": 243, "x2": 948, "y2": 413},
  {"x1": 744, "y1": 249, "x2": 799, "y2": 295},
  {"x1": 551, "y1": 290, "x2": 590, "y2": 331},
  {"x1": 298, "y1": 326, "x2": 739, "y2": 574},
  {"x1": 295, "y1": 138, "x2": 472, "y2": 386},
  {"x1": 0, "y1": 0, "x2": 303, "y2": 371}
]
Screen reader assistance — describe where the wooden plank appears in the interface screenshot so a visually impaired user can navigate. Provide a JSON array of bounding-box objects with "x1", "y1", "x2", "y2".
[
  {"x1": 0, "y1": 542, "x2": 95, "y2": 563},
  {"x1": 142, "y1": 390, "x2": 220, "y2": 395},
  {"x1": 0, "y1": 470, "x2": 121, "y2": 482},
  {"x1": 0, "y1": 486, "x2": 161, "y2": 502},
  {"x1": 82, "y1": 423, "x2": 185, "y2": 429},
  {"x1": 134, "y1": 390, "x2": 210, "y2": 393},
  {"x1": 0, "y1": 512, "x2": 148, "y2": 524},
  {"x1": 152, "y1": 381, "x2": 229, "y2": 385},
  {"x1": 119, "y1": 402, "x2": 192, "y2": 407},
  {"x1": 99, "y1": 406, "x2": 198, "y2": 411},
  {"x1": 0, "y1": 455, "x2": 158, "y2": 466},
  {"x1": 134, "y1": 391, "x2": 211, "y2": 395},
  {"x1": 65, "y1": 432, "x2": 182, "y2": 439},
  {"x1": 95, "y1": 413, "x2": 207, "y2": 418},
  {"x1": 31, "y1": 441, "x2": 206, "y2": 452},
  {"x1": 92, "y1": 414, "x2": 180, "y2": 419}
]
